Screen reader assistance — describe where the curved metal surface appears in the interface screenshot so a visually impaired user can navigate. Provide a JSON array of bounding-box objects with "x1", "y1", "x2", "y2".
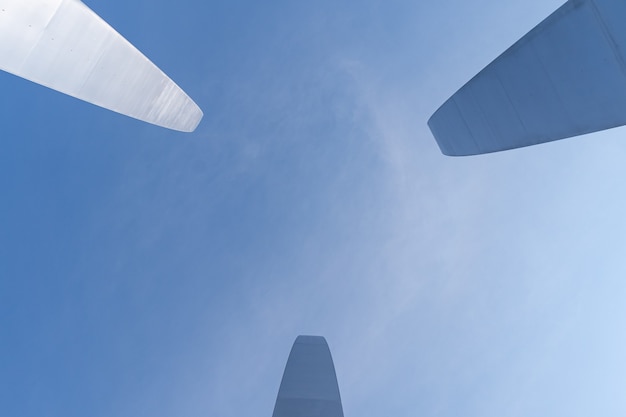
[
  {"x1": 0, "y1": 0, "x2": 202, "y2": 132},
  {"x1": 429, "y1": 0, "x2": 626, "y2": 155},
  {"x1": 272, "y1": 336, "x2": 344, "y2": 417}
]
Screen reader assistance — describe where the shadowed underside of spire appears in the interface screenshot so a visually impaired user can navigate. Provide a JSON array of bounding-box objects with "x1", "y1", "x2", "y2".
[
  {"x1": 272, "y1": 336, "x2": 344, "y2": 417},
  {"x1": 429, "y1": 0, "x2": 626, "y2": 155}
]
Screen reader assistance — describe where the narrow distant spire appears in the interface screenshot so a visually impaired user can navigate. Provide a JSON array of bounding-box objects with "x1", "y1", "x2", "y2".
[
  {"x1": 272, "y1": 336, "x2": 344, "y2": 417},
  {"x1": 429, "y1": 0, "x2": 626, "y2": 155},
  {"x1": 0, "y1": 0, "x2": 203, "y2": 132}
]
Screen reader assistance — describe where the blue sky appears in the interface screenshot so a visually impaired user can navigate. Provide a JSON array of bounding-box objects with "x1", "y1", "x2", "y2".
[{"x1": 2, "y1": 0, "x2": 626, "y2": 416}]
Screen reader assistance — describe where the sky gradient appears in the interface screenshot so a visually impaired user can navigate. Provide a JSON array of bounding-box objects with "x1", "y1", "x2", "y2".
[{"x1": 1, "y1": 0, "x2": 625, "y2": 416}]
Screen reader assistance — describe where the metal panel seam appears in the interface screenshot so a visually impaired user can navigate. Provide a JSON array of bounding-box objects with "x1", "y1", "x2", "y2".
[
  {"x1": 19, "y1": 0, "x2": 65, "y2": 72},
  {"x1": 451, "y1": 97, "x2": 480, "y2": 154},
  {"x1": 493, "y1": 67, "x2": 530, "y2": 142},
  {"x1": 589, "y1": 0, "x2": 626, "y2": 80}
]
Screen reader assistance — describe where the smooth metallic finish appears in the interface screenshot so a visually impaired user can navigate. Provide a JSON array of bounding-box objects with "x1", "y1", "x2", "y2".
[
  {"x1": 272, "y1": 336, "x2": 344, "y2": 417},
  {"x1": 429, "y1": 0, "x2": 626, "y2": 155},
  {"x1": 0, "y1": 0, "x2": 202, "y2": 132}
]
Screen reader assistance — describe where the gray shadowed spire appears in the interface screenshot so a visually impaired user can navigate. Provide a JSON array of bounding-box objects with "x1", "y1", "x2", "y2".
[
  {"x1": 272, "y1": 336, "x2": 344, "y2": 417},
  {"x1": 0, "y1": 0, "x2": 202, "y2": 132},
  {"x1": 429, "y1": 0, "x2": 626, "y2": 156}
]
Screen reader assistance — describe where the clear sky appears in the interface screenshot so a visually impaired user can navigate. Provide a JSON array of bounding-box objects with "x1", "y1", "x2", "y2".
[{"x1": 1, "y1": 0, "x2": 626, "y2": 416}]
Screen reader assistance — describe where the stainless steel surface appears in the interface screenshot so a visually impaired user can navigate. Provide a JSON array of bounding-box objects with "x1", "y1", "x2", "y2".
[
  {"x1": 428, "y1": 0, "x2": 626, "y2": 155},
  {"x1": 272, "y1": 336, "x2": 344, "y2": 417},
  {"x1": 0, "y1": 0, "x2": 202, "y2": 132}
]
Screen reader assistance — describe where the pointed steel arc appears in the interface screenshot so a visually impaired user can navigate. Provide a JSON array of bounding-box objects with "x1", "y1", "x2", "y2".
[
  {"x1": 0, "y1": 0, "x2": 203, "y2": 132},
  {"x1": 272, "y1": 336, "x2": 344, "y2": 417},
  {"x1": 428, "y1": 0, "x2": 626, "y2": 155}
]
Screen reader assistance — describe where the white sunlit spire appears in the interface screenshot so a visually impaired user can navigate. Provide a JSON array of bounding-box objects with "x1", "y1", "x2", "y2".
[{"x1": 0, "y1": 0, "x2": 203, "y2": 132}]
